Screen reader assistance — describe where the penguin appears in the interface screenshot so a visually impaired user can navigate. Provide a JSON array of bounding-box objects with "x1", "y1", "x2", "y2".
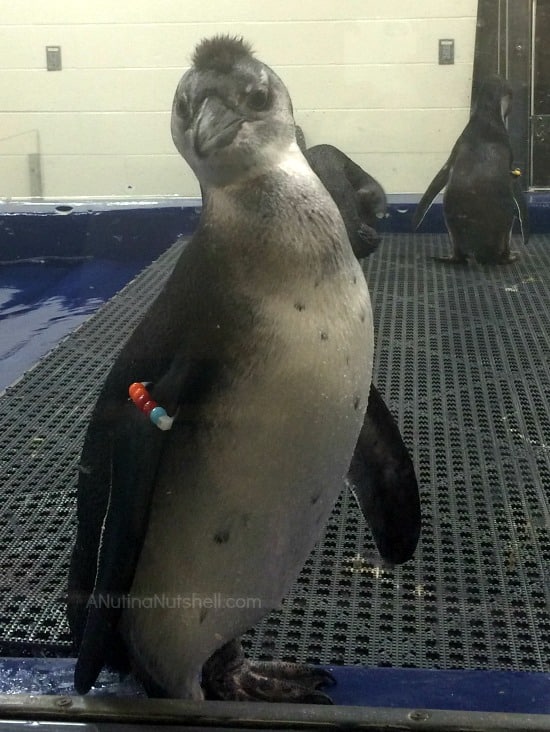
[
  {"x1": 413, "y1": 75, "x2": 529, "y2": 264},
  {"x1": 67, "y1": 35, "x2": 420, "y2": 703},
  {"x1": 295, "y1": 127, "x2": 386, "y2": 259}
]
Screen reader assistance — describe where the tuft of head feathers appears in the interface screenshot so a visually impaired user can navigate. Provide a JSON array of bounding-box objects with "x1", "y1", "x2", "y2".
[{"x1": 192, "y1": 35, "x2": 254, "y2": 73}]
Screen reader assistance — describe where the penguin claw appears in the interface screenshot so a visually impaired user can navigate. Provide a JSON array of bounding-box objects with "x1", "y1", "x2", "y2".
[
  {"x1": 431, "y1": 254, "x2": 468, "y2": 265},
  {"x1": 253, "y1": 661, "x2": 336, "y2": 687},
  {"x1": 501, "y1": 251, "x2": 518, "y2": 263},
  {"x1": 203, "y1": 660, "x2": 335, "y2": 704}
]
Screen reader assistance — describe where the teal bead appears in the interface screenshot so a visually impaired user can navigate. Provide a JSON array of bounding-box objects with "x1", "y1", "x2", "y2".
[{"x1": 149, "y1": 406, "x2": 167, "y2": 425}]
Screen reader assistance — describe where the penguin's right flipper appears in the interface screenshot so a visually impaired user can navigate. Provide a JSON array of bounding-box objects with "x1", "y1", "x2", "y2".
[
  {"x1": 347, "y1": 383, "x2": 421, "y2": 564},
  {"x1": 412, "y1": 160, "x2": 451, "y2": 230},
  {"x1": 342, "y1": 155, "x2": 387, "y2": 222},
  {"x1": 73, "y1": 353, "x2": 198, "y2": 694},
  {"x1": 73, "y1": 402, "x2": 166, "y2": 694},
  {"x1": 354, "y1": 222, "x2": 381, "y2": 258},
  {"x1": 512, "y1": 178, "x2": 530, "y2": 246}
]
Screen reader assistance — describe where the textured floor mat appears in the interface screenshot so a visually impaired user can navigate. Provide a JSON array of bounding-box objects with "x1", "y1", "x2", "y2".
[{"x1": 0, "y1": 233, "x2": 549, "y2": 672}]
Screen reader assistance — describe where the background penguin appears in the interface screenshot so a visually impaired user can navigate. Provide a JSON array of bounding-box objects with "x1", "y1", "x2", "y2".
[
  {"x1": 413, "y1": 75, "x2": 529, "y2": 264},
  {"x1": 296, "y1": 126, "x2": 387, "y2": 259},
  {"x1": 67, "y1": 35, "x2": 420, "y2": 703}
]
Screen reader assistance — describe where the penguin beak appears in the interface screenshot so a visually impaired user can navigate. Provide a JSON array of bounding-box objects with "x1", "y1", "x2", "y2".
[{"x1": 194, "y1": 96, "x2": 244, "y2": 158}]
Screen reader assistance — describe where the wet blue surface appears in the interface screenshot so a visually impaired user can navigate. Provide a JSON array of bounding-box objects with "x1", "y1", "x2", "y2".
[
  {"x1": 0, "y1": 203, "x2": 200, "y2": 262},
  {"x1": 0, "y1": 202, "x2": 202, "y2": 393},
  {"x1": 0, "y1": 258, "x2": 148, "y2": 393},
  {"x1": 328, "y1": 666, "x2": 550, "y2": 714},
  {"x1": 0, "y1": 658, "x2": 549, "y2": 713}
]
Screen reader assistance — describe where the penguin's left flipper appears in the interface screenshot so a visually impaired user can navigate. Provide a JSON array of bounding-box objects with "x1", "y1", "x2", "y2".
[
  {"x1": 512, "y1": 178, "x2": 530, "y2": 246},
  {"x1": 347, "y1": 383, "x2": 421, "y2": 565},
  {"x1": 412, "y1": 159, "x2": 451, "y2": 231},
  {"x1": 74, "y1": 357, "x2": 194, "y2": 695},
  {"x1": 202, "y1": 639, "x2": 335, "y2": 704}
]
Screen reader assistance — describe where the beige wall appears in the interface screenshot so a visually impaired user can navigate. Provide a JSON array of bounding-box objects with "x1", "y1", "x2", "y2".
[{"x1": 0, "y1": 1, "x2": 477, "y2": 199}]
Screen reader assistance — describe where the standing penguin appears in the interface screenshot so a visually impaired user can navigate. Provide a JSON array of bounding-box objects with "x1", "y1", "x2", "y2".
[
  {"x1": 67, "y1": 35, "x2": 420, "y2": 702},
  {"x1": 413, "y1": 75, "x2": 528, "y2": 264},
  {"x1": 295, "y1": 127, "x2": 386, "y2": 259}
]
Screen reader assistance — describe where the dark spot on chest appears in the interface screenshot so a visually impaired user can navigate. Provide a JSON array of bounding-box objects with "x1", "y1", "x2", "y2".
[
  {"x1": 200, "y1": 608, "x2": 208, "y2": 624},
  {"x1": 353, "y1": 275, "x2": 357, "y2": 285},
  {"x1": 360, "y1": 310, "x2": 366, "y2": 323},
  {"x1": 310, "y1": 493, "x2": 320, "y2": 505},
  {"x1": 353, "y1": 396, "x2": 361, "y2": 410},
  {"x1": 320, "y1": 331, "x2": 329, "y2": 341},
  {"x1": 214, "y1": 529, "x2": 230, "y2": 544},
  {"x1": 294, "y1": 302, "x2": 306, "y2": 312}
]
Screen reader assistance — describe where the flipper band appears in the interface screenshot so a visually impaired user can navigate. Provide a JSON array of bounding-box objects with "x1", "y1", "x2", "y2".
[{"x1": 129, "y1": 382, "x2": 174, "y2": 431}]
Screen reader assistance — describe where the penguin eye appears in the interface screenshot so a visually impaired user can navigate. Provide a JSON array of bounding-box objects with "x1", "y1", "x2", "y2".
[{"x1": 247, "y1": 88, "x2": 270, "y2": 111}]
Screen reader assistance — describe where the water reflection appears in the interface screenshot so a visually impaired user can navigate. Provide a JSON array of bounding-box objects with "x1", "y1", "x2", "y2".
[{"x1": 0, "y1": 259, "x2": 146, "y2": 393}]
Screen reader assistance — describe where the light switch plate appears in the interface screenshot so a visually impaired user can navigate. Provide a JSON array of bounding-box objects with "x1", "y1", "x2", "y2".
[
  {"x1": 46, "y1": 46, "x2": 62, "y2": 71},
  {"x1": 438, "y1": 39, "x2": 454, "y2": 65}
]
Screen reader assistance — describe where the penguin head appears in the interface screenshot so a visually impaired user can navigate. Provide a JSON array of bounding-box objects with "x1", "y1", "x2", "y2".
[
  {"x1": 474, "y1": 74, "x2": 513, "y2": 123},
  {"x1": 171, "y1": 35, "x2": 298, "y2": 188}
]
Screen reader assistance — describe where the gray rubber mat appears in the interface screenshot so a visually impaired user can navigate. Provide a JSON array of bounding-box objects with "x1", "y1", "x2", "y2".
[{"x1": 1, "y1": 233, "x2": 549, "y2": 672}]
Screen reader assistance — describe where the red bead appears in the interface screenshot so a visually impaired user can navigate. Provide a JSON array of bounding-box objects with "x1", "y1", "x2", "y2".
[
  {"x1": 142, "y1": 400, "x2": 158, "y2": 416},
  {"x1": 134, "y1": 392, "x2": 150, "y2": 410},
  {"x1": 129, "y1": 382, "x2": 147, "y2": 401}
]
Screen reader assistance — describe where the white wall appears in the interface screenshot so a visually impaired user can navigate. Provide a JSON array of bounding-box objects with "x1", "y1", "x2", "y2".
[{"x1": 0, "y1": 1, "x2": 478, "y2": 199}]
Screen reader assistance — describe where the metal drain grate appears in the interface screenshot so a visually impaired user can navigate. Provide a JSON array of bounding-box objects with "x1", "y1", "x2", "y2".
[{"x1": 1, "y1": 233, "x2": 549, "y2": 672}]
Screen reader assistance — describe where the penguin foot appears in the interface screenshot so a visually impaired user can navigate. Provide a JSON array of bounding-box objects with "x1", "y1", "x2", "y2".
[
  {"x1": 431, "y1": 254, "x2": 468, "y2": 265},
  {"x1": 204, "y1": 659, "x2": 335, "y2": 704},
  {"x1": 476, "y1": 251, "x2": 519, "y2": 265},
  {"x1": 498, "y1": 251, "x2": 518, "y2": 264},
  {"x1": 202, "y1": 641, "x2": 334, "y2": 703}
]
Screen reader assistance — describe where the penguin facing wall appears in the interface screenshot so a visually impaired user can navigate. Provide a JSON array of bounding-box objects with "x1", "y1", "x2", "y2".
[
  {"x1": 413, "y1": 75, "x2": 529, "y2": 264},
  {"x1": 296, "y1": 126, "x2": 387, "y2": 259},
  {"x1": 67, "y1": 35, "x2": 420, "y2": 703}
]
